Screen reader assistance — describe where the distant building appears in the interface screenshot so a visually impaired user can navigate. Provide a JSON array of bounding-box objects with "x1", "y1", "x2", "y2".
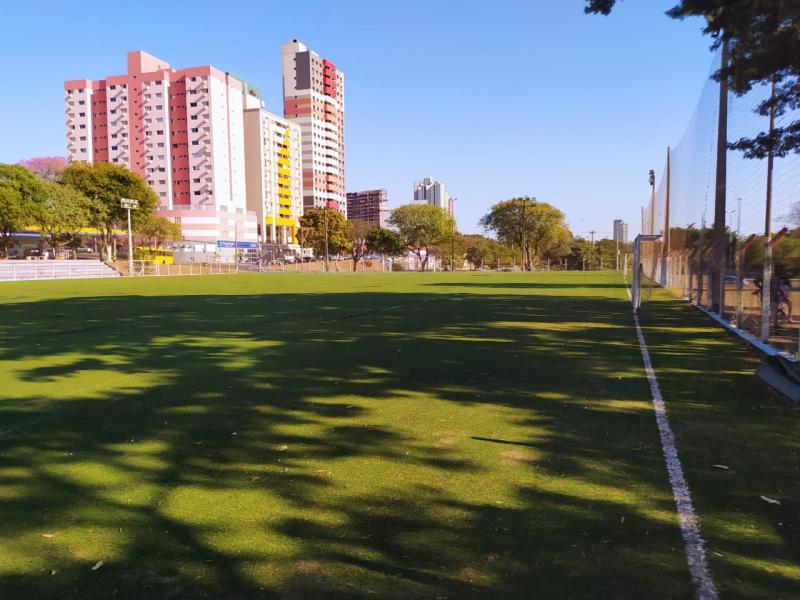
[
  {"x1": 346, "y1": 189, "x2": 388, "y2": 228},
  {"x1": 446, "y1": 196, "x2": 455, "y2": 217},
  {"x1": 413, "y1": 177, "x2": 447, "y2": 209},
  {"x1": 613, "y1": 219, "x2": 629, "y2": 244}
]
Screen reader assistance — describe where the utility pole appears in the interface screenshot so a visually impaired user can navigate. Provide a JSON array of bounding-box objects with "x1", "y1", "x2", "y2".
[
  {"x1": 234, "y1": 216, "x2": 240, "y2": 273},
  {"x1": 589, "y1": 230, "x2": 596, "y2": 270},
  {"x1": 323, "y1": 208, "x2": 330, "y2": 273},
  {"x1": 450, "y1": 198, "x2": 456, "y2": 272},
  {"x1": 120, "y1": 198, "x2": 139, "y2": 276},
  {"x1": 712, "y1": 39, "x2": 729, "y2": 314},
  {"x1": 761, "y1": 74, "x2": 777, "y2": 341},
  {"x1": 520, "y1": 199, "x2": 527, "y2": 271}
]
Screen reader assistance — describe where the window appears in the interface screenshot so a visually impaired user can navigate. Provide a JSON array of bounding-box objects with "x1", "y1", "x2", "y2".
[
  {"x1": 111, "y1": 133, "x2": 118, "y2": 138},
  {"x1": 191, "y1": 127, "x2": 198, "y2": 133},
  {"x1": 159, "y1": 179, "x2": 166, "y2": 184},
  {"x1": 193, "y1": 178, "x2": 200, "y2": 183},
  {"x1": 190, "y1": 102, "x2": 197, "y2": 107},
  {"x1": 111, "y1": 145, "x2": 118, "y2": 150},
  {"x1": 157, "y1": 142, "x2": 164, "y2": 147},
  {"x1": 79, "y1": 100, "x2": 85, "y2": 105},
  {"x1": 194, "y1": 190, "x2": 201, "y2": 196},
  {"x1": 190, "y1": 115, "x2": 197, "y2": 120},
  {"x1": 110, "y1": 109, "x2": 116, "y2": 114},
  {"x1": 156, "y1": 130, "x2": 163, "y2": 135},
  {"x1": 80, "y1": 136, "x2": 86, "y2": 141},
  {"x1": 156, "y1": 105, "x2": 162, "y2": 110},
  {"x1": 79, "y1": 124, "x2": 85, "y2": 129},
  {"x1": 191, "y1": 141, "x2": 199, "y2": 146}
]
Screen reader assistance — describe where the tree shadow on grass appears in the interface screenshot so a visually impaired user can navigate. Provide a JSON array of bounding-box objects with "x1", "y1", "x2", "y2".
[{"x1": 0, "y1": 281, "x2": 795, "y2": 598}]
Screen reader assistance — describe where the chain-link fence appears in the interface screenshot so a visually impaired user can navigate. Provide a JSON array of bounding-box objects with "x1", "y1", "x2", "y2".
[{"x1": 641, "y1": 51, "x2": 800, "y2": 356}]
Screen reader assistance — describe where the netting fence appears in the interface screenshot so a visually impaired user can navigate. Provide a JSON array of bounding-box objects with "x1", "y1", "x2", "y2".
[{"x1": 641, "y1": 50, "x2": 800, "y2": 356}]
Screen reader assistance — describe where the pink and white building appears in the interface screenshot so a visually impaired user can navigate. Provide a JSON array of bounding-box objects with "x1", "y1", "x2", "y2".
[
  {"x1": 64, "y1": 51, "x2": 257, "y2": 244},
  {"x1": 282, "y1": 40, "x2": 346, "y2": 215}
]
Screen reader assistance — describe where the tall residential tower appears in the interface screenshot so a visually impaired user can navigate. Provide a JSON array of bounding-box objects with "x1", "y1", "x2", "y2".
[
  {"x1": 413, "y1": 177, "x2": 447, "y2": 210},
  {"x1": 281, "y1": 39, "x2": 346, "y2": 215},
  {"x1": 64, "y1": 50, "x2": 257, "y2": 244},
  {"x1": 613, "y1": 219, "x2": 629, "y2": 244}
]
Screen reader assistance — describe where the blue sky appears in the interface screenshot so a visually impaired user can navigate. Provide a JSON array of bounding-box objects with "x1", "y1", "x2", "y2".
[{"x1": 0, "y1": 0, "x2": 714, "y2": 237}]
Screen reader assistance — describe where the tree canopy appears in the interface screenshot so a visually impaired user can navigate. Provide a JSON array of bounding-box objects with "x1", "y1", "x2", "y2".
[
  {"x1": 479, "y1": 197, "x2": 567, "y2": 270},
  {"x1": 135, "y1": 214, "x2": 182, "y2": 249},
  {"x1": 366, "y1": 226, "x2": 405, "y2": 258},
  {"x1": 298, "y1": 208, "x2": 348, "y2": 267},
  {"x1": 36, "y1": 182, "x2": 91, "y2": 255},
  {"x1": 586, "y1": 0, "x2": 800, "y2": 158},
  {"x1": 0, "y1": 164, "x2": 45, "y2": 257},
  {"x1": 59, "y1": 162, "x2": 158, "y2": 259},
  {"x1": 18, "y1": 156, "x2": 67, "y2": 182},
  {"x1": 345, "y1": 219, "x2": 372, "y2": 271},
  {"x1": 388, "y1": 203, "x2": 454, "y2": 271}
]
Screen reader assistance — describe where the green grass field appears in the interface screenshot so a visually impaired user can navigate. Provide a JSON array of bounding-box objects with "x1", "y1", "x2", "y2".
[{"x1": 0, "y1": 272, "x2": 797, "y2": 599}]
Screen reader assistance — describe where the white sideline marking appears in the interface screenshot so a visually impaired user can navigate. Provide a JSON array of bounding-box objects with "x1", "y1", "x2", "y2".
[{"x1": 633, "y1": 311, "x2": 718, "y2": 600}]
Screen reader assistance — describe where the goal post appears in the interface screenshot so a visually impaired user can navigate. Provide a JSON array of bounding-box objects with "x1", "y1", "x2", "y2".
[{"x1": 632, "y1": 234, "x2": 663, "y2": 313}]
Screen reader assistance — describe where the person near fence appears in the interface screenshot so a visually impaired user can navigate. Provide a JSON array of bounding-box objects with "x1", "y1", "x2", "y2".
[{"x1": 779, "y1": 275, "x2": 794, "y2": 324}]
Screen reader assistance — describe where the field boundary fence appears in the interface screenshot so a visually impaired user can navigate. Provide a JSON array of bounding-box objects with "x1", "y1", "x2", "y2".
[{"x1": 638, "y1": 49, "x2": 800, "y2": 357}]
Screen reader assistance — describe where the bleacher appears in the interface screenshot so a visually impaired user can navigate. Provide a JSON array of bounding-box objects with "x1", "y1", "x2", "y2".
[{"x1": 0, "y1": 260, "x2": 121, "y2": 282}]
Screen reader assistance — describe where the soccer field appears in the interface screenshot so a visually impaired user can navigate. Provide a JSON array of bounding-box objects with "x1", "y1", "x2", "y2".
[{"x1": 0, "y1": 272, "x2": 797, "y2": 599}]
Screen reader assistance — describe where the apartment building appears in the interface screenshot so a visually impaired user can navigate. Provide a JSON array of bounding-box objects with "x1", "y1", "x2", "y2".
[
  {"x1": 243, "y1": 94, "x2": 303, "y2": 245},
  {"x1": 64, "y1": 50, "x2": 257, "y2": 244},
  {"x1": 413, "y1": 177, "x2": 447, "y2": 210},
  {"x1": 281, "y1": 39, "x2": 346, "y2": 215},
  {"x1": 346, "y1": 189, "x2": 388, "y2": 228}
]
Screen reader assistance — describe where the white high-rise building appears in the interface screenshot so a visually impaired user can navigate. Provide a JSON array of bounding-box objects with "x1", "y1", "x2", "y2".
[
  {"x1": 413, "y1": 177, "x2": 447, "y2": 209},
  {"x1": 243, "y1": 93, "x2": 303, "y2": 245},
  {"x1": 613, "y1": 219, "x2": 629, "y2": 244}
]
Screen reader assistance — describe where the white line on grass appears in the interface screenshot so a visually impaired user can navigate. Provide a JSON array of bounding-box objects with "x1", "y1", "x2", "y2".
[{"x1": 632, "y1": 310, "x2": 718, "y2": 600}]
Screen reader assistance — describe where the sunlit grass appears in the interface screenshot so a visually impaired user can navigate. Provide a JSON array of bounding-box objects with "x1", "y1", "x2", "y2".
[{"x1": 0, "y1": 271, "x2": 795, "y2": 598}]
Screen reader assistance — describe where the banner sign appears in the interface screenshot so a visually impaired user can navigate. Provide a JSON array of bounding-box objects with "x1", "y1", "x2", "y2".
[{"x1": 216, "y1": 240, "x2": 257, "y2": 249}]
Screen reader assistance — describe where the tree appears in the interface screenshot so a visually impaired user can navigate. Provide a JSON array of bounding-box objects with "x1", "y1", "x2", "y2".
[
  {"x1": 539, "y1": 224, "x2": 573, "y2": 265},
  {"x1": 366, "y1": 226, "x2": 405, "y2": 258},
  {"x1": 136, "y1": 214, "x2": 182, "y2": 249},
  {"x1": 36, "y1": 182, "x2": 91, "y2": 257},
  {"x1": 570, "y1": 237, "x2": 594, "y2": 270},
  {"x1": 345, "y1": 219, "x2": 372, "y2": 271},
  {"x1": 479, "y1": 198, "x2": 567, "y2": 270},
  {"x1": 59, "y1": 162, "x2": 158, "y2": 260},
  {"x1": 0, "y1": 164, "x2": 45, "y2": 257},
  {"x1": 19, "y1": 156, "x2": 67, "y2": 182},
  {"x1": 298, "y1": 208, "x2": 348, "y2": 270},
  {"x1": 388, "y1": 204, "x2": 454, "y2": 271},
  {"x1": 586, "y1": 0, "x2": 800, "y2": 158}
]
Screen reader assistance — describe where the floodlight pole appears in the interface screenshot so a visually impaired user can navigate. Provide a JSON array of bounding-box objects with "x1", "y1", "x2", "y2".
[{"x1": 120, "y1": 198, "x2": 139, "y2": 277}]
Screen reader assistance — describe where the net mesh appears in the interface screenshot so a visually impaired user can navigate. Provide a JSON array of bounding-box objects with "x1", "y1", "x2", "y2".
[{"x1": 638, "y1": 50, "x2": 800, "y2": 355}]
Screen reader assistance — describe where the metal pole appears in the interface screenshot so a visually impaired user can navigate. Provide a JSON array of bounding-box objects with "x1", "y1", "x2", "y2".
[
  {"x1": 324, "y1": 209, "x2": 330, "y2": 272},
  {"x1": 589, "y1": 230, "x2": 595, "y2": 270},
  {"x1": 127, "y1": 207, "x2": 134, "y2": 277},
  {"x1": 660, "y1": 147, "x2": 671, "y2": 286},
  {"x1": 520, "y1": 199, "x2": 527, "y2": 271},
  {"x1": 712, "y1": 40, "x2": 729, "y2": 313},
  {"x1": 761, "y1": 74, "x2": 778, "y2": 342}
]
